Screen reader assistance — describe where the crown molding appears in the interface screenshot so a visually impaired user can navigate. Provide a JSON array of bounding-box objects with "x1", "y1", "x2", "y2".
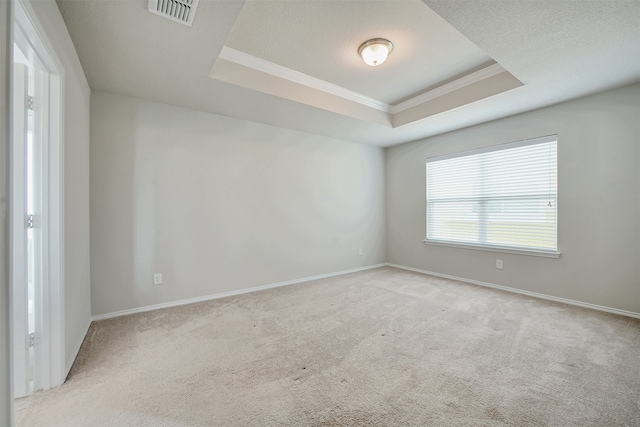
[
  {"x1": 217, "y1": 48, "x2": 519, "y2": 127},
  {"x1": 389, "y1": 63, "x2": 506, "y2": 114},
  {"x1": 219, "y1": 46, "x2": 390, "y2": 112}
]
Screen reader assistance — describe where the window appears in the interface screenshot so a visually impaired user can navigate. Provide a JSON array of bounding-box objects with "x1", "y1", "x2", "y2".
[{"x1": 426, "y1": 135, "x2": 558, "y2": 257}]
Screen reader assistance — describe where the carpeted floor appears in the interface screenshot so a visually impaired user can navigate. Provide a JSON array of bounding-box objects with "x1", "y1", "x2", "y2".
[{"x1": 18, "y1": 267, "x2": 640, "y2": 426}]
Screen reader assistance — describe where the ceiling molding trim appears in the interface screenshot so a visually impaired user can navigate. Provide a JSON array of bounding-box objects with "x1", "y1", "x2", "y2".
[
  {"x1": 390, "y1": 63, "x2": 507, "y2": 114},
  {"x1": 219, "y1": 46, "x2": 390, "y2": 113},
  {"x1": 216, "y1": 48, "x2": 520, "y2": 128}
]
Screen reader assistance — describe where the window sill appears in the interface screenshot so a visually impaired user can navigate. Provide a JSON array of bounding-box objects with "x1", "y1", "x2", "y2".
[{"x1": 423, "y1": 239, "x2": 561, "y2": 258}]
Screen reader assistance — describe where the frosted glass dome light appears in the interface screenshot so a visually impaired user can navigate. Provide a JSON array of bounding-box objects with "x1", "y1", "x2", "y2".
[{"x1": 358, "y1": 38, "x2": 393, "y2": 67}]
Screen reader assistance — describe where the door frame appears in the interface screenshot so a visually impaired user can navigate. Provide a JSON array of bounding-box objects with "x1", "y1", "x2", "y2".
[
  {"x1": 2, "y1": 0, "x2": 13, "y2": 424},
  {"x1": 11, "y1": 58, "x2": 29, "y2": 399},
  {"x1": 11, "y1": 0, "x2": 65, "y2": 394}
]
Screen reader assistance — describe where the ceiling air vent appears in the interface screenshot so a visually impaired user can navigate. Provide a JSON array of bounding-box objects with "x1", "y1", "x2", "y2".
[{"x1": 148, "y1": 0, "x2": 200, "y2": 27}]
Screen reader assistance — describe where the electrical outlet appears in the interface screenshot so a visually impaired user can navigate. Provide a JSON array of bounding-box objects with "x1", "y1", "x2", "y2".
[
  {"x1": 496, "y1": 260, "x2": 503, "y2": 270},
  {"x1": 358, "y1": 248, "x2": 363, "y2": 256},
  {"x1": 153, "y1": 273, "x2": 162, "y2": 285}
]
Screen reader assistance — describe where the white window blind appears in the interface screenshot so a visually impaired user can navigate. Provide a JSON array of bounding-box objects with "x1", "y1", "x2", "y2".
[{"x1": 426, "y1": 135, "x2": 558, "y2": 255}]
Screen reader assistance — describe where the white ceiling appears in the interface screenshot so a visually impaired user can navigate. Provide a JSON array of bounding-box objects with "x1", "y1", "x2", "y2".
[
  {"x1": 56, "y1": 0, "x2": 640, "y2": 147},
  {"x1": 210, "y1": 1, "x2": 523, "y2": 128},
  {"x1": 224, "y1": 0, "x2": 493, "y2": 104}
]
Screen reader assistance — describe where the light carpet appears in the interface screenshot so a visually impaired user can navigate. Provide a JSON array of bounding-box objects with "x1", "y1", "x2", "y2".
[{"x1": 18, "y1": 267, "x2": 640, "y2": 426}]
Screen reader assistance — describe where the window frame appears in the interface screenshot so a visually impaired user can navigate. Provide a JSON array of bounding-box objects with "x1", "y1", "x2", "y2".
[{"x1": 424, "y1": 135, "x2": 561, "y2": 258}]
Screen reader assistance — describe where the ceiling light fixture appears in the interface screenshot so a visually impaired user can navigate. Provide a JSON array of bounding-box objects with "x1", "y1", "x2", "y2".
[{"x1": 358, "y1": 38, "x2": 393, "y2": 67}]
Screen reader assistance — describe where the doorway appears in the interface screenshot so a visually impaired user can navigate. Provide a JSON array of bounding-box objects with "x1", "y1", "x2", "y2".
[
  {"x1": 11, "y1": 0, "x2": 65, "y2": 401},
  {"x1": 12, "y1": 40, "x2": 41, "y2": 399}
]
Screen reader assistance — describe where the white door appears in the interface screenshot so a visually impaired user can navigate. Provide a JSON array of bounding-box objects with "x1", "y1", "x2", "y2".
[
  {"x1": 12, "y1": 0, "x2": 66, "y2": 395},
  {"x1": 12, "y1": 59, "x2": 31, "y2": 399},
  {"x1": 12, "y1": 47, "x2": 45, "y2": 398}
]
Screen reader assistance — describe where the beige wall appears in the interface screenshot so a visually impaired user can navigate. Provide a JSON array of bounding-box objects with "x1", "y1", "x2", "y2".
[
  {"x1": 387, "y1": 83, "x2": 640, "y2": 314},
  {"x1": 90, "y1": 92, "x2": 386, "y2": 316},
  {"x1": 30, "y1": 0, "x2": 92, "y2": 373}
]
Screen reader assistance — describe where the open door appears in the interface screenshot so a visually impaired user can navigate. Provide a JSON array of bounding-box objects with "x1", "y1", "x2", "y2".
[
  {"x1": 12, "y1": 44, "x2": 45, "y2": 399},
  {"x1": 11, "y1": 58, "x2": 32, "y2": 399},
  {"x1": 11, "y1": 0, "x2": 65, "y2": 398}
]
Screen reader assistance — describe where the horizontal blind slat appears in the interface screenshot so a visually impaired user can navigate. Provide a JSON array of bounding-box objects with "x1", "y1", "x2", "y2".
[{"x1": 426, "y1": 138, "x2": 557, "y2": 252}]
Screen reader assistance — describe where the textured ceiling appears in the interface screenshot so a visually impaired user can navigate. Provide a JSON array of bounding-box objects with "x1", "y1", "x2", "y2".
[{"x1": 55, "y1": 0, "x2": 640, "y2": 147}]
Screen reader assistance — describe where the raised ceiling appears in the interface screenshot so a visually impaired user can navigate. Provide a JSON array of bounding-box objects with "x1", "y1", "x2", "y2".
[
  {"x1": 56, "y1": 0, "x2": 640, "y2": 147},
  {"x1": 211, "y1": 0, "x2": 522, "y2": 128},
  {"x1": 222, "y1": 0, "x2": 495, "y2": 103}
]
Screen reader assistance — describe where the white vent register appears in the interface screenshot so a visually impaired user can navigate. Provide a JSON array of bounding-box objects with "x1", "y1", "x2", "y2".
[{"x1": 148, "y1": 0, "x2": 199, "y2": 26}]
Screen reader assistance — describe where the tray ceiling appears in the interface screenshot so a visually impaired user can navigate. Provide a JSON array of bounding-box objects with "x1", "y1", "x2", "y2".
[
  {"x1": 55, "y1": 0, "x2": 640, "y2": 147},
  {"x1": 210, "y1": 0, "x2": 523, "y2": 127},
  {"x1": 224, "y1": 0, "x2": 493, "y2": 104}
]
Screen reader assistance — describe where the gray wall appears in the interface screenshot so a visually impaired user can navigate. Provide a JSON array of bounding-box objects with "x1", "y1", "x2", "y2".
[
  {"x1": 30, "y1": 0, "x2": 92, "y2": 374},
  {"x1": 90, "y1": 92, "x2": 386, "y2": 316},
  {"x1": 387, "y1": 83, "x2": 640, "y2": 314}
]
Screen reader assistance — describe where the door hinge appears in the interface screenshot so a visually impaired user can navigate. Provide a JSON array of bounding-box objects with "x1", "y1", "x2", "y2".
[
  {"x1": 26, "y1": 214, "x2": 40, "y2": 229},
  {"x1": 28, "y1": 332, "x2": 37, "y2": 348},
  {"x1": 27, "y1": 95, "x2": 35, "y2": 111}
]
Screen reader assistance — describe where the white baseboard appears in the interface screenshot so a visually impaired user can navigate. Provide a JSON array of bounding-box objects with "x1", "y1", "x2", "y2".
[
  {"x1": 64, "y1": 317, "x2": 92, "y2": 379},
  {"x1": 386, "y1": 263, "x2": 640, "y2": 319},
  {"x1": 91, "y1": 263, "x2": 387, "y2": 321}
]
